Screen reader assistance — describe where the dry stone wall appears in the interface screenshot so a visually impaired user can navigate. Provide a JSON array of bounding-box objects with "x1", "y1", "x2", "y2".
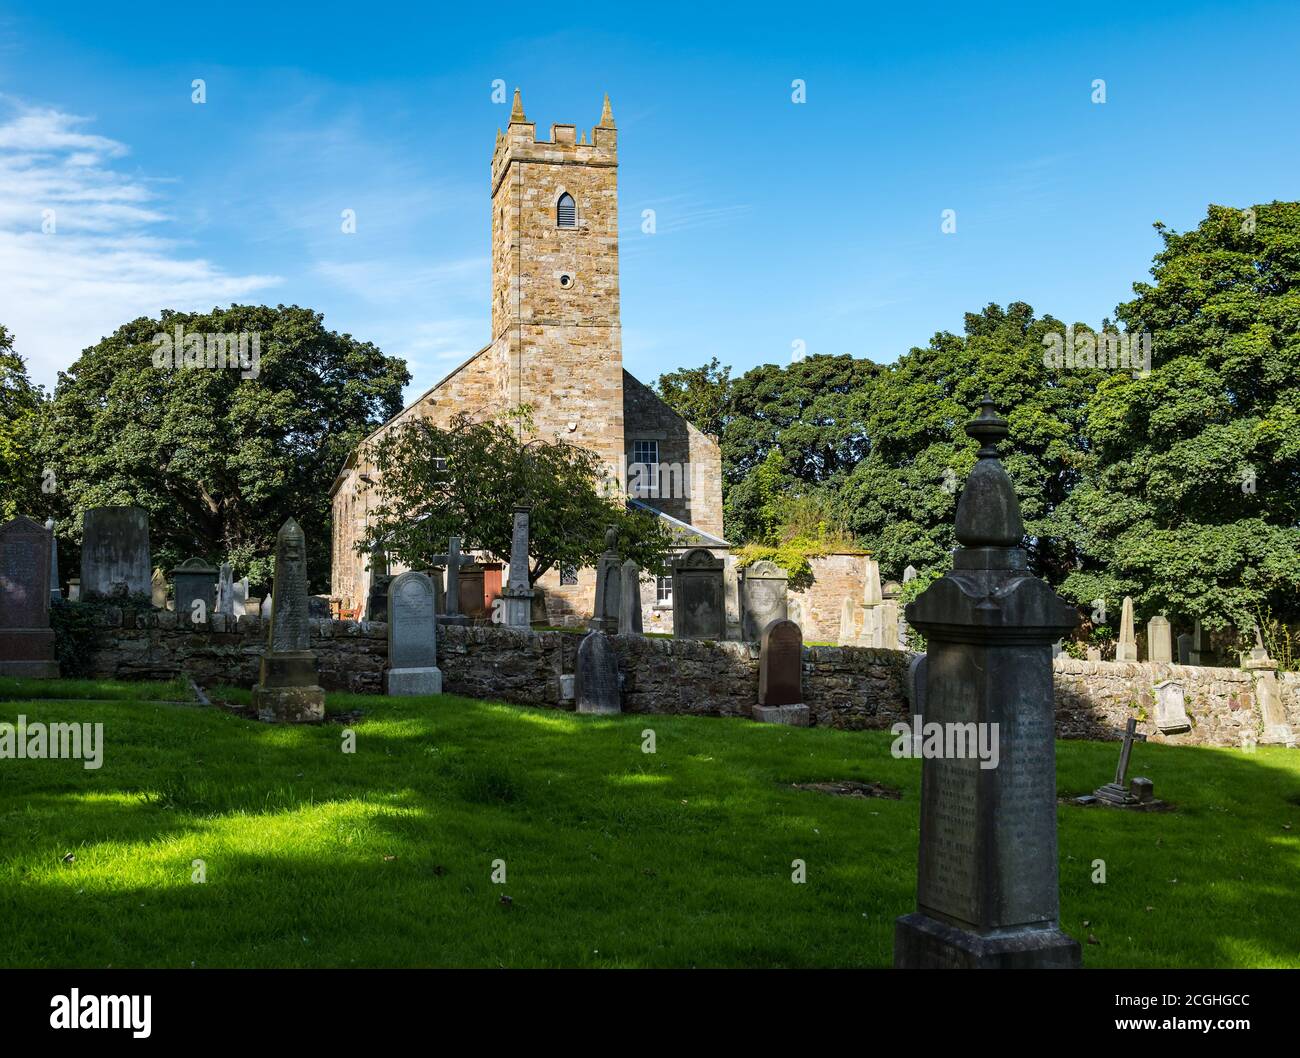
[{"x1": 70, "y1": 610, "x2": 1300, "y2": 748}]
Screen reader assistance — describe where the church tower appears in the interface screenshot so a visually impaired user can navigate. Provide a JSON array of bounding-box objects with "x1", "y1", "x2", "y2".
[{"x1": 488, "y1": 90, "x2": 625, "y2": 476}]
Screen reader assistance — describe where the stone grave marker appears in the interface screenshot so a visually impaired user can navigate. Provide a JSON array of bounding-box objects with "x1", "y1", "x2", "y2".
[
  {"x1": 575, "y1": 629, "x2": 620, "y2": 714},
  {"x1": 233, "y1": 577, "x2": 249, "y2": 617},
  {"x1": 1115, "y1": 596, "x2": 1138, "y2": 661},
  {"x1": 151, "y1": 567, "x2": 167, "y2": 609},
  {"x1": 1176, "y1": 632, "x2": 1192, "y2": 665},
  {"x1": 45, "y1": 519, "x2": 60, "y2": 601},
  {"x1": 740, "y1": 559, "x2": 788, "y2": 643},
  {"x1": 589, "y1": 526, "x2": 621, "y2": 633},
  {"x1": 0, "y1": 516, "x2": 60, "y2": 677},
  {"x1": 1093, "y1": 718, "x2": 1154, "y2": 806},
  {"x1": 252, "y1": 518, "x2": 325, "y2": 722},
  {"x1": 216, "y1": 562, "x2": 235, "y2": 616},
  {"x1": 671, "y1": 547, "x2": 725, "y2": 640},
  {"x1": 1190, "y1": 619, "x2": 1213, "y2": 665},
  {"x1": 1152, "y1": 680, "x2": 1191, "y2": 734},
  {"x1": 500, "y1": 505, "x2": 534, "y2": 629},
  {"x1": 172, "y1": 558, "x2": 217, "y2": 625},
  {"x1": 753, "y1": 618, "x2": 807, "y2": 725},
  {"x1": 895, "y1": 396, "x2": 1080, "y2": 969},
  {"x1": 385, "y1": 571, "x2": 442, "y2": 695},
  {"x1": 81, "y1": 506, "x2": 151, "y2": 599},
  {"x1": 618, "y1": 559, "x2": 643, "y2": 635},
  {"x1": 1147, "y1": 614, "x2": 1172, "y2": 663}
]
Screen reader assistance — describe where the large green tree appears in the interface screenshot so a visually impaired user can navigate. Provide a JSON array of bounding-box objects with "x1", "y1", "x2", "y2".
[
  {"x1": 1057, "y1": 202, "x2": 1300, "y2": 634},
  {"x1": 361, "y1": 409, "x2": 674, "y2": 579},
  {"x1": 38, "y1": 304, "x2": 408, "y2": 590},
  {"x1": 0, "y1": 325, "x2": 46, "y2": 521}
]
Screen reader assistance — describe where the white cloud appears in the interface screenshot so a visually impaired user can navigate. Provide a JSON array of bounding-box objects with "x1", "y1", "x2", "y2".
[{"x1": 0, "y1": 99, "x2": 280, "y2": 388}]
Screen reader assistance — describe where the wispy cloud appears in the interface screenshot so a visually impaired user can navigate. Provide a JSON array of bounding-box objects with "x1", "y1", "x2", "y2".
[{"x1": 0, "y1": 99, "x2": 280, "y2": 387}]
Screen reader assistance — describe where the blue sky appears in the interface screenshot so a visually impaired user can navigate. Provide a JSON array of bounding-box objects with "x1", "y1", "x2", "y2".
[{"x1": 1, "y1": 1, "x2": 1296, "y2": 399}]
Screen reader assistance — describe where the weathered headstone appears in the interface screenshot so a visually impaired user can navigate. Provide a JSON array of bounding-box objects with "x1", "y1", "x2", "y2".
[
  {"x1": 433, "y1": 537, "x2": 468, "y2": 625},
  {"x1": 589, "y1": 525, "x2": 621, "y2": 633},
  {"x1": 1115, "y1": 596, "x2": 1138, "y2": 662},
  {"x1": 574, "y1": 629, "x2": 620, "y2": 714},
  {"x1": 81, "y1": 506, "x2": 151, "y2": 598},
  {"x1": 252, "y1": 518, "x2": 325, "y2": 722},
  {"x1": 150, "y1": 567, "x2": 167, "y2": 609},
  {"x1": 740, "y1": 559, "x2": 788, "y2": 642},
  {"x1": 671, "y1": 547, "x2": 726, "y2": 640},
  {"x1": 0, "y1": 516, "x2": 60, "y2": 677},
  {"x1": 67, "y1": 578, "x2": 80, "y2": 602},
  {"x1": 753, "y1": 618, "x2": 807, "y2": 725},
  {"x1": 500, "y1": 505, "x2": 534, "y2": 629},
  {"x1": 385, "y1": 571, "x2": 442, "y2": 695},
  {"x1": 895, "y1": 396, "x2": 1080, "y2": 969},
  {"x1": 837, "y1": 596, "x2": 858, "y2": 646},
  {"x1": 1176, "y1": 632, "x2": 1192, "y2": 665},
  {"x1": 1243, "y1": 633, "x2": 1295, "y2": 746},
  {"x1": 1093, "y1": 718, "x2": 1151, "y2": 806},
  {"x1": 903, "y1": 564, "x2": 918, "y2": 583},
  {"x1": 172, "y1": 558, "x2": 217, "y2": 625},
  {"x1": 1147, "y1": 614, "x2": 1172, "y2": 663},
  {"x1": 216, "y1": 562, "x2": 235, "y2": 616},
  {"x1": 723, "y1": 557, "x2": 743, "y2": 640},
  {"x1": 260, "y1": 595, "x2": 273, "y2": 618},
  {"x1": 1152, "y1": 680, "x2": 1191, "y2": 734},
  {"x1": 460, "y1": 562, "x2": 487, "y2": 621},
  {"x1": 906, "y1": 653, "x2": 928, "y2": 717},
  {"x1": 45, "y1": 518, "x2": 60, "y2": 601},
  {"x1": 618, "y1": 559, "x2": 643, "y2": 635},
  {"x1": 232, "y1": 577, "x2": 249, "y2": 617},
  {"x1": 1189, "y1": 619, "x2": 1213, "y2": 666}
]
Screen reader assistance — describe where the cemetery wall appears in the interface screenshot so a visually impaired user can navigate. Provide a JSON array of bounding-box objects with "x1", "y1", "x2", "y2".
[
  {"x1": 71, "y1": 611, "x2": 1300, "y2": 746},
  {"x1": 790, "y1": 553, "x2": 872, "y2": 643}
]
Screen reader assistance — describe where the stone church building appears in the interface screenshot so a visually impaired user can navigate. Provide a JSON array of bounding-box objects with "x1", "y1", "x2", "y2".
[{"x1": 329, "y1": 90, "x2": 725, "y2": 626}]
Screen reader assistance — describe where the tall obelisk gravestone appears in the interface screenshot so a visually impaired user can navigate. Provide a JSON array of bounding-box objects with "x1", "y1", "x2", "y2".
[
  {"x1": 895, "y1": 398, "x2": 1080, "y2": 969},
  {"x1": 252, "y1": 519, "x2": 325, "y2": 722}
]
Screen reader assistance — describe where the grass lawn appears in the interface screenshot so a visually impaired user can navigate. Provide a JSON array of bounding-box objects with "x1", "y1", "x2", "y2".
[{"x1": 1, "y1": 678, "x2": 1297, "y2": 968}]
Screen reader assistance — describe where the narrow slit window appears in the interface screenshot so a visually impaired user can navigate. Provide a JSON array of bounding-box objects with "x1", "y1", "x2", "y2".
[{"x1": 557, "y1": 193, "x2": 576, "y2": 228}]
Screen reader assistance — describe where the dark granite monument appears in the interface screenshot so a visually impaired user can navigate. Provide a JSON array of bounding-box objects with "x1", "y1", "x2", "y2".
[
  {"x1": 575, "y1": 629, "x2": 620, "y2": 714},
  {"x1": 740, "y1": 559, "x2": 789, "y2": 643},
  {"x1": 589, "y1": 525, "x2": 621, "y2": 633},
  {"x1": 252, "y1": 519, "x2": 325, "y2": 722},
  {"x1": 753, "y1": 618, "x2": 807, "y2": 725},
  {"x1": 172, "y1": 558, "x2": 217, "y2": 624},
  {"x1": 618, "y1": 559, "x2": 643, "y2": 635},
  {"x1": 81, "y1": 506, "x2": 151, "y2": 598},
  {"x1": 385, "y1": 570, "x2": 441, "y2": 695},
  {"x1": 670, "y1": 547, "x2": 725, "y2": 640},
  {"x1": 0, "y1": 516, "x2": 60, "y2": 678},
  {"x1": 895, "y1": 397, "x2": 1081, "y2": 969}
]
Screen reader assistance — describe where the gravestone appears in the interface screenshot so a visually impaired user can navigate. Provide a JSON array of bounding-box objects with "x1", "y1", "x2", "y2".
[
  {"x1": 385, "y1": 571, "x2": 442, "y2": 695},
  {"x1": 45, "y1": 519, "x2": 60, "y2": 600},
  {"x1": 1176, "y1": 632, "x2": 1192, "y2": 665},
  {"x1": 172, "y1": 558, "x2": 217, "y2": 625},
  {"x1": 1115, "y1": 596, "x2": 1138, "y2": 662},
  {"x1": 81, "y1": 506, "x2": 151, "y2": 598},
  {"x1": 906, "y1": 653, "x2": 928, "y2": 718},
  {"x1": 232, "y1": 577, "x2": 249, "y2": 617},
  {"x1": 574, "y1": 629, "x2": 620, "y2": 714},
  {"x1": 722, "y1": 558, "x2": 743, "y2": 641},
  {"x1": 0, "y1": 516, "x2": 60, "y2": 677},
  {"x1": 837, "y1": 596, "x2": 858, "y2": 645},
  {"x1": 260, "y1": 595, "x2": 273, "y2": 618},
  {"x1": 753, "y1": 619, "x2": 807, "y2": 725},
  {"x1": 671, "y1": 548, "x2": 726, "y2": 640},
  {"x1": 460, "y1": 562, "x2": 487, "y2": 621},
  {"x1": 216, "y1": 562, "x2": 235, "y2": 616},
  {"x1": 895, "y1": 396, "x2": 1080, "y2": 969},
  {"x1": 1093, "y1": 718, "x2": 1152, "y2": 806},
  {"x1": 1190, "y1": 619, "x2": 1213, "y2": 665},
  {"x1": 500, "y1": 505, "x2": 534, "y2": 629},
  {"x1": 589, "y1": 525, "x2": 621, "y2": 633},
  {"x1": 1243, "y1": 633, "x2": 1295, "y2": 746},
  {"x1": 903, "y1": 564, "x2": 918, "y2": 583},
  {"x1": 740, "y1": 559, "x2": 788, "y2": 642},
  {"x1": 881, "y1": 582, "x2": 903, "y2": 650},
  {"x1": 1147, "y1": 615, "x2": 1172, "y2": 663},
  {"x1": 1051, "y1": 639, "x2": 1063, "y2": 659},
  {"x1": 618, "y1": 559, "x2": 643, "y2": 635},
  {"x1": 1152, "y1": 680, "x2": 1191, "y2": 734},
  {"x1": 252, "y1": 518, "x2": 325, "y2": 722},
  {"x1": 67, "y1": 578, "x2": 80, "y2": 602},
  {"x1": 433, "y1": 537, "x2": 468, "y2": 625},
  {"x1": 151, "y1": 567, "x2": 167, "y2": 609}
]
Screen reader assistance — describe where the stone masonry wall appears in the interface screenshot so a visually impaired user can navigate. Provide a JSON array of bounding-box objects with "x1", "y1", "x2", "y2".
[{"x1": 70, "y1": 611, "x2": 1300, "y2": 748}]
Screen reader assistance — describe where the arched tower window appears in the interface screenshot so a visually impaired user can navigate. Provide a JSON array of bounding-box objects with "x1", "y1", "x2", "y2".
[{"x1": 557, "y1": 192, "x2": 576, "y2": 228}]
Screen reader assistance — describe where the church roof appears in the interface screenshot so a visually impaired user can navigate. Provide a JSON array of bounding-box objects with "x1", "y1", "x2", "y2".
[{"x1": 627, "y1": 497, "x2": 729, "y2": 548}]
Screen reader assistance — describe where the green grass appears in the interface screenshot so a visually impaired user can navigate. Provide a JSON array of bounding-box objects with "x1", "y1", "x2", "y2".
[{"x1": 0, "y1": 679, "x2": 1297, "y2": 968}]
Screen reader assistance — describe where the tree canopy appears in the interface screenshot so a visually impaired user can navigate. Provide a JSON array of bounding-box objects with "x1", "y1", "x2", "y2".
[
  {"x1": 35, "y1": 304, "x2": 409, "y2": 590},
  {"x1": 0, "y1": 325, "x2": 46, "y2": 522},
  {"x1": 360, "y1": 408, "x2": 674, "y2": 580}
]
